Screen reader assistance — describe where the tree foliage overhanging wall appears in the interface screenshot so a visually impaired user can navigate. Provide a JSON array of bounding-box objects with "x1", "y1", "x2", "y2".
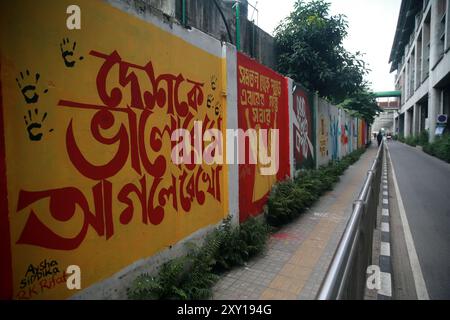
[{"x1": 275, "y1": 0, "x2": 381, "y2": 124}]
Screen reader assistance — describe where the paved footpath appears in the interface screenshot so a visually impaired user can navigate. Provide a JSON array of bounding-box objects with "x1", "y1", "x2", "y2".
[{"x1": 212, "y1": 143, "x2": 378, "y2": 300}]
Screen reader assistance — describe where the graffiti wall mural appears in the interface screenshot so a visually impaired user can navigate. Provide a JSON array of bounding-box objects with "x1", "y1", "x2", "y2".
[
  {"x1": 329, "y1": 106, "x2": 339, "y2": 161},
  {"x1": 346, "y1": 115, "x2": 352, "y2": 154},
  {"x1": 0, "y1": 0, "x2": 228, "y2": 299},
  {"x1": 352, "y1": 118, "x2": 359, "y2": 152},
  {"x1": 338, "y1": 109, "x2": 350, "y2": 158},
  {"x1": 315, "y1": 97, "x2": 366, "y2": 167},
  {"x1": 237, "y1": 53, "x2": 290, "y2": 222},
  {"x1": 347, "y1": 116, "x2": 353, "y2": 153},
  {"x1": 316, "y1": 99, "x2": 330, "y2": 167},
  {"x1": 292, "y1": 85, "x2": 314, "y2": 171},
  {"x1": 358, "y1": 119, "x2": 368, "y2": 148}
]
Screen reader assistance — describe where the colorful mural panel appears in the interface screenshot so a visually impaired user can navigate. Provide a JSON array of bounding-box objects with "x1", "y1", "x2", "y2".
[
  {"x1": 358, "y1": 119, "x2": 368, "y2": 148},
  {"x1": 338, "y1": 109, "x2": 348, "y2": 158},
  {"x1": 353, "y1": 118, "x2": 359, "y2": 152},
  {"x1": 329, "y1": 105, "x2": 339, "y2": 161},
  {"x1": 237, "y1": 53, "x2": 290, "y2": 222},
  {"x1": 316, "y1": 99, "x2": 330, "y2": 167},
  {"x1": 292, "y1": 85, "x2": 314, "y2": 171}
]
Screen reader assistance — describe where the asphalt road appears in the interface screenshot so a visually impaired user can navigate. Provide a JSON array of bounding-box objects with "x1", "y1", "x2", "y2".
[{"x1": 388, "y1": 141, "x2": 450, "y2": 299}]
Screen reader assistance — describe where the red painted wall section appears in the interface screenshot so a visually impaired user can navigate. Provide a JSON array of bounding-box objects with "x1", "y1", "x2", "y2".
[
  {"x1": 237, "y1": 53, "x2": 290, "y2": 222},
  {"x1": 0, "y1": 62, "x2": 13, "y2": 299}
]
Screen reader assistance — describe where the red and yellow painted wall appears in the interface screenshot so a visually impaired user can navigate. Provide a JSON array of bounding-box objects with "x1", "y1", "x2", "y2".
[
  {"x1": 358, "y1": 118, "x2": 369, "y2": 148},
  {"x1": 0, "y1": 0, "x2": 227, "y2": 300}
]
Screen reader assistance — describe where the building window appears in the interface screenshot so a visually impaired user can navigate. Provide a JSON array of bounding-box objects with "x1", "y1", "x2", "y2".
[
  {"x1": 437, "y1": 0, "x2": 446, "y2": 61},
  {"x1": 410, "y1": 50, "x2": 415, "y2": 97},
  {"x1": 423, "y1": 14, "x2": 431, "y2": 81},
  {"x1": 416, "y1": 33, "x2": 423, "y2": 89}
]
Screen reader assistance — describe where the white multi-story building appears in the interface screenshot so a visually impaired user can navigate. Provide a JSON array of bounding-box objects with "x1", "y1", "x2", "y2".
[{"x1": 390, "y1": 0, "x2": 450, "y2": 141}]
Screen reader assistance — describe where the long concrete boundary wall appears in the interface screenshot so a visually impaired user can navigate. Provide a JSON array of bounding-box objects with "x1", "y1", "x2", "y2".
[{"x1": 0, "y1": 0, "x2": 369, "y2": 299}]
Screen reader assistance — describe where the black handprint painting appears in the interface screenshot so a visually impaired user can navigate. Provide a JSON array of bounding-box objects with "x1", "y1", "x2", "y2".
[
  {"x1": 207, "y1": 79, "x2": 221, "y2": 119},
  {"x1": 210, "y1": 75, "x2": 218, "y2": 91},
  {"x1": 214, "y1": 102, "x2": 221, "y2": 117},
  {"x1": 16, "y1": 70, "x2": 48, "y2": 104},
  {"x1": 16, "y1": 70, "x2": 52, "y2": 141},
  {"x1": 23, "y1": 109, "x2": 52, "y2": 141},
  {"x1": 60, "y1": 38, "x2": 84, "y2": 68},
  {"x1": 207, "y1": 94, "x2": 214, "y2": 109}
]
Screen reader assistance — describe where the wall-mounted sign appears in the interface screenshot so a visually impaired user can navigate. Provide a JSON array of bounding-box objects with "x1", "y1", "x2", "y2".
[
  {"x1": 437, "y1": 114, "x2": 448, "y2": 124},
  {"x1": 436, "y1": 126, "x2": 446, "y2": 136}
]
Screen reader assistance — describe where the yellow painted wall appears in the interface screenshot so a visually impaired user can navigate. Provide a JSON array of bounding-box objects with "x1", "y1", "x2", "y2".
[
  {"x1": 358, "y1": 119, "x2": 366, "y2": 148},
  {"x1": 0, "y1": 0, "x2": 227, "y2": 299}
]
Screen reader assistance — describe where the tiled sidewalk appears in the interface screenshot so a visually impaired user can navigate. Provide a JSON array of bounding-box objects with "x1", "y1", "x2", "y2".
[{"x1": 212, "y1": 143, "x2": 378, "y2": 300}]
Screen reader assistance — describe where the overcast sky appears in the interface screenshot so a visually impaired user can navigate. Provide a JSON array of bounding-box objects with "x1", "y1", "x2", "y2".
[{"x1": 250, "y1": 0, "x2": 402, "y2": 93}]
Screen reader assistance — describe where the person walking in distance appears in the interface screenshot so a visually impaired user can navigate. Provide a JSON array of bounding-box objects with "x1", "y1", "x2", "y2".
[{"x1": 377, "y1": 131, "x2": 383, "y2": 147}]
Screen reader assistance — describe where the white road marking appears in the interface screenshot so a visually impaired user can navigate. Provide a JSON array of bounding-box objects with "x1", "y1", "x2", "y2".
[
  {"x1": 381, "y1": 222, "x2": 390, "y2": 233},
  {"x1": 382, "y1": 209, "x2": 389, "y2": 216},
  {"x1": 383, "y1": 191, "x2": 388, "y2": 196},
  {"x1": 387, "y1": 145, "x2": 430, "y2": 300},
  {"x1": 379, "y1": 272, "x2": 392, "y2": 297},
  {"x1": 383, "y1": 185, "x2": 388, "y2": 190},
  {"x1": 383, "y1": 198, "x2": 389, "y2": 205},
  {"x1": 381, "y1": 242, "x2": 391, "y2": 257}
]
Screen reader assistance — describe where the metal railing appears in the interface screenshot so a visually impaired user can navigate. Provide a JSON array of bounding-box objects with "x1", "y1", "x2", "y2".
[{"x1": 317, "y1": 143, "x2": 384, "y2": 300}]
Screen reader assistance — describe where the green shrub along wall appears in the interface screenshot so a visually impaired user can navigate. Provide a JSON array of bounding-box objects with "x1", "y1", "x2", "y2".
[
  {"x1": 423, "y1": 134, "x2": 450, "y2": 163},
  {"x1": 403, "y1": 131, "x2": 429, "y2": 147},
  {"x1": 267, "y1": 148, "x2": 366, "y2": 227},
  {"x1": 127, "y1": 216, "x2": 270, "y2": 300}
]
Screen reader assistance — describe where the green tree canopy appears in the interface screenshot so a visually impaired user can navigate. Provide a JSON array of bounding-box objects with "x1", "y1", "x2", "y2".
[
  {"x1": 338, "y1": 87, "x2": 382, "y2": 124},
  {"x1": 275, "y1": 0, "x2": 376, "y2": 116}
]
